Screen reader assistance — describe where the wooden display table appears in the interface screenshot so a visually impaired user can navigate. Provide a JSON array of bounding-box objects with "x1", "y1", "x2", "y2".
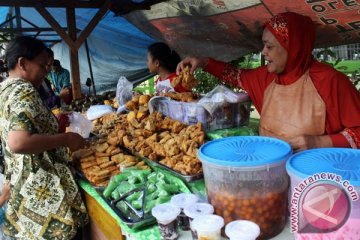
[{"x1": 82, "y1": 190, "x2": 124, "y2": 240}]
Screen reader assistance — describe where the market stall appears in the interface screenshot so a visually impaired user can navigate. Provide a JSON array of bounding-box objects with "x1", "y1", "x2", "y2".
[
  {"x1": 70, "y1": 62, "x2": 360, "y2": 240},
  {"x1": 66, "y1": 68, "x2": 298, "y2": 240}
]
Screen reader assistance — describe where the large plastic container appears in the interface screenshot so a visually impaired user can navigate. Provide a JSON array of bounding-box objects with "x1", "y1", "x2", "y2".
[
  {"x1": 149, "y1": 93, "x2": 251, "y2": 131},
  {"x1": 286, "y1": 148, "x2": 360, "y2": 239},
  {"x1": 198, "y1": 136, "x2": 292, "y2": 239}
]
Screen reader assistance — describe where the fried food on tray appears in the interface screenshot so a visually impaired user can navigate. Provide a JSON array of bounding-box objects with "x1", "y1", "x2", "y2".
[
  {"x1": 162, "y1": 92, "x2": 198, "y2": 102},
  {"x1": 71, "y1": 148, "x2": 94, "y2": 159},
  {"x1": 127, "y1": 111, "x2": 136, "y2": 122},
  {"x1": 125, "y1": 100, "x2": 138, "y2": 111},
  {"x1": 74, "y1": 138, "x2": 150, "y2": 187},
  {"x1": 139, "y1": 95, "x2": 151, "y2": 106},
  {"x1": 95, "y1": 142, "x2": 109, "y2": 153},
  {"x1": 103, "y1": 111, "x2": 205, "y2": 175}
]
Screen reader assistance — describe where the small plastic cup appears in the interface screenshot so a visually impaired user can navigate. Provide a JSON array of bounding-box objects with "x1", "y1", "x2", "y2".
[
  {"x1": 191, "y1": 214, "x2": 224, "y2": 240},
  {"x1": 170, "y1": 193, "x2": 199, "y2": 231},
  {"x1": 184, "y1": 203, "x2": 214, "y2": 239},
  {"x1": 152, "y1": 203, "x2": 181, "y2": 240},
  {"x1": 225, "y1": 220, "x2": 261, "y2": 240}
]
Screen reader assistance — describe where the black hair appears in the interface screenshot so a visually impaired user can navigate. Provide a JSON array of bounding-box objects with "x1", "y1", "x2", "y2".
[
  {"x1": 46, "y1": 47, "x2": 54, "y2": 58},
  {"x1": 148, "y1": 42, "x2": 181, "y2": 73},
  {"x1": 0, "y1": 59, "x2": 7, "y2": 73},
  {"x1": 53, "y1": 59, "x2": 60, "y2": 67},
  {"x1": 5, "y1": 36, "x2": 47, "y2": 70}
]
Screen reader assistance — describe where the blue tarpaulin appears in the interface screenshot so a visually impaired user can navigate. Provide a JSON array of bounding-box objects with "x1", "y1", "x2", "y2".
[{"x1": 0, "y1": 7, "x2": 156, "y2": 93}]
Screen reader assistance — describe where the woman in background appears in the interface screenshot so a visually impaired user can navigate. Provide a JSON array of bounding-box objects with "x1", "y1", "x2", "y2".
[
  {"x1": 147, "y1": 42, "x2": 191, "y2": 93},
  {"x1": 0, "y1": 36, "x2": 88, "y2": 239},
  {"x1": 38, "y1": 48, "x2": 71, "y2": 109}
]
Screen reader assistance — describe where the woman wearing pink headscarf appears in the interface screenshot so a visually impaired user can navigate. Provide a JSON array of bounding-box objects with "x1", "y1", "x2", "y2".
[{"x1": 177, "y1": 12, "x2": 360, "y2": 152}]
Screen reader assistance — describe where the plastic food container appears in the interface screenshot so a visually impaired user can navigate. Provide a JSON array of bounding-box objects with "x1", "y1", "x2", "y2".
[
  {"x1": 286, "y1": 148, "x2": 360, "y2": 239},
  {"x1": 170, "y1": 193, "x2": 199, "y2": 231},
  {"x1": 225, "y1": 220, "x2": 260, "y2": 240},
  {"x1": 184, "y1": 202, "x2": 215, "y2": 220},
  {"x1": 148, "y1": 93, "x2": 251, "y2": 131},
  {"x1": 191, "y1": 214, "x2": 224, "y2": 240},
  {"x1": 198, "y1": 136, "x2": 292, "y2": 239},
  {"x1": 151, "y1": 203, "x2": 181, "y2": 240},
  {"x1": 184, "y1": 203, "x2": 215, "y2": 239}
]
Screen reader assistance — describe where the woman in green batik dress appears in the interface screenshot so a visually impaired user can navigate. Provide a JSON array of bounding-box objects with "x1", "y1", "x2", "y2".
[{"x1": 0, "y1": 36, "x2": 88, "y2": 240}]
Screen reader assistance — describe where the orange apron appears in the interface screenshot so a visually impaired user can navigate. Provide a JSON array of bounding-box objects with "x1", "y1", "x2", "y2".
[{"x1": 259, "y1": 71, "x2": 326, "y2": 142}]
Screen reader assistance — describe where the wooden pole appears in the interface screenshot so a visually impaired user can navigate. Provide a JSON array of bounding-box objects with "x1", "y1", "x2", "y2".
[
  {"x1": 36, "y1": 6, "x2": 77, "y2": 50},
  {"x1": 66, "y1": 6, "x2": 82, "y2": 100}
]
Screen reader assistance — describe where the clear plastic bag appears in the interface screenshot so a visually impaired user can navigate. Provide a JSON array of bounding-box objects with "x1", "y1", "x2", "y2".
[
  {"x1": 155, "y1": 79, "x2": 175, "y2": 94},
  {"x1": 116, "y1": 76, "x2": 133, "y2": 106},
  {"x1": 67, "y1": 112, "x2": 93, "y2": 138},
  {"x1": 198, "y1": 85, "x2": 246, "y2": 115},
  {"x1": 86, "y1": 105, "x2": 114, "y2": 121}
]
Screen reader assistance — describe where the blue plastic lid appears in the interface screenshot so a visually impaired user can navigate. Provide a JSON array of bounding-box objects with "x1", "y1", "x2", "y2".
[
  {"x1": 286, "y1": 148, "x2": 360, "y2": 185},
  {"x1": 198, "y1": 136, "x2": 292, "y2": 167}
]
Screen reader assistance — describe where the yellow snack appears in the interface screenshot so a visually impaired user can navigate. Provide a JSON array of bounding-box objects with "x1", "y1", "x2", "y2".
[{"x1": 104, "y1": 100, "x2": 112, "y2": 105}]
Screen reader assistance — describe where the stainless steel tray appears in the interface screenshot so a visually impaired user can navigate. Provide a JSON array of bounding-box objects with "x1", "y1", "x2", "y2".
[
  {"x1": 117, "y1": 145, "x2": 203, "y2": 182},
  {"x1": 139, "y1": 157, "x2": 203, "y2": 183}
]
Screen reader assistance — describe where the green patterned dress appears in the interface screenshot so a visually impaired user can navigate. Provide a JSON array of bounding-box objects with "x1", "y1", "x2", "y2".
[{"x1": 0, "y1": 78, "x2": 88, "y2": 240}]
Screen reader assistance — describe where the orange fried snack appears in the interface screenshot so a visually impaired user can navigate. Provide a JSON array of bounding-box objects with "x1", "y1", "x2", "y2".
[{"x1": 172, "y1": 66, "x2": 198, "y2": 90}]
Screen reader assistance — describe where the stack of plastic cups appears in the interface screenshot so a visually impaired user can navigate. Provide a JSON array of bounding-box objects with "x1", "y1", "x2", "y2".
[
  {"x1": 184, "y1": 203, "x2": 215, "y2": 239},
  {"x1": 170, "y1": 193, "x2": 199, "y2": 231},
  {"x1": 225, "y1": 220, "x2": 260, "y2": 240},
  {"x1": 191, "y1": 214, "x2": 224, "y2": 240},
  {"x1": 152, "y1": 203, "x2": 181, "y2": 240}
]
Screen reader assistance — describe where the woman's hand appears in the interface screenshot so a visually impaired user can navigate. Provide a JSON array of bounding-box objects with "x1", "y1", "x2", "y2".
[
  {"x1": 8, "y1": 131, "x2": 86, "y2": 154},
  {"x1": 64, "y1": 132, "x2": 87, "y2": 152},
  {"x1": 176, "y1": 56, "x2": 209, "y2": 74},
  {"x1": 288, "y1": 135, "x2": 332, "y2": 152},
  {"x1": 58, "y1": 87, "x2": 71, "y2": 100}
]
